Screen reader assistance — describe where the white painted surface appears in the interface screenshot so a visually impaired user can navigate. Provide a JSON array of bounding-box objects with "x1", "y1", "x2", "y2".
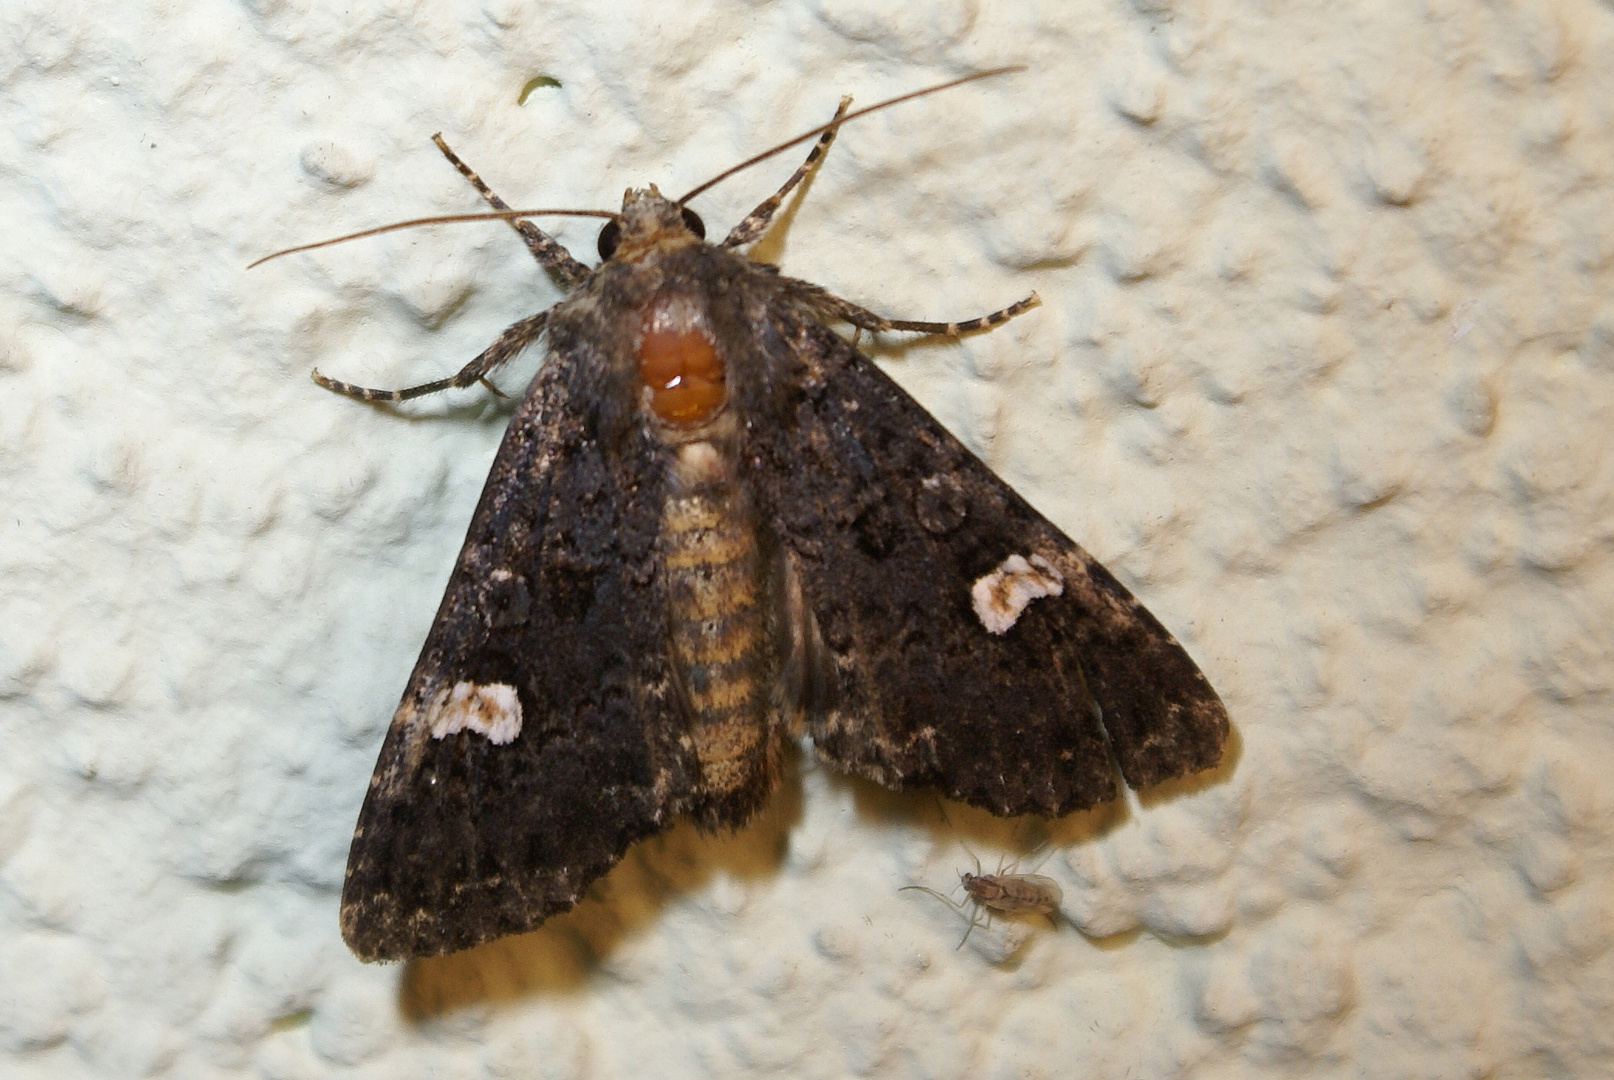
[{"x1": 2, "y1": 1, "x2": 1612, "y2": 1077}]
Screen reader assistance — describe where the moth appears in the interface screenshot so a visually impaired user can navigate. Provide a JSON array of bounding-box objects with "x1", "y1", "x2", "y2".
[
  {"x1": 903, "y1": 850, "x2": 1064, "y2": 949},
  {"x1": 271, "y1": 71, "x2": 1229, "y2": 962}
]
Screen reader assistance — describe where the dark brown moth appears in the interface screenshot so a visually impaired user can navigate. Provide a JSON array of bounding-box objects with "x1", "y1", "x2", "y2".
[{"x1": 278, "y1": 72, "x2": 1228, "y2": 962}]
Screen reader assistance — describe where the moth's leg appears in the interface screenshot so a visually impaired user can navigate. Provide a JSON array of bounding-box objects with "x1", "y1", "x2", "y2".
[
  {"x1": 816, "y1": 290, "x2": 1041, "y2": 336},
  {"x1": 312, "y1": 310, "x2": 549, "y2": 403},
  {"x1": 721, "y1": 97, "x2": 852, "y2": 249},
  {"x1": 432, "y1": 134, "x2": 591, "y2": 288}
]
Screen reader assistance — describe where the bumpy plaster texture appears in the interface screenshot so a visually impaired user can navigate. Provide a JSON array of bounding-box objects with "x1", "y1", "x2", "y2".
[{"x1": 2, "y1": 1, "x2": 1612, "y2": 1078}]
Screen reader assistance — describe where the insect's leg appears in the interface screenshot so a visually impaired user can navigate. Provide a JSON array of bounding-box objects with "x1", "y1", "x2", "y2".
[
  {"x1": 312, "y1": 310, "x2": 548, "y2": 403},
  {"x1": 721, "y1": 97, "x2": 852, "y2": 249},
  {"x1": 814, "y1": 290, "x2": 1041, "y2": 336},
  {"x1": 905, "y1": 885, "x2": 979, "y2": 948},
  {"x1": 956, "y1": 902, "x2": 983, "y2": 950},
  {"x1": 431, "y1": 134, "x2": 591, "y2": 288},
  {"x1": 1023, "y1": 841, "x2": 1054, "y2": 875}
]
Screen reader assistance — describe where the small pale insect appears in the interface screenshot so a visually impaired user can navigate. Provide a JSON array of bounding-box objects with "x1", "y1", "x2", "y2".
[{"x1": 903, "y1": 852, "x2": 1064, "y2": 949}]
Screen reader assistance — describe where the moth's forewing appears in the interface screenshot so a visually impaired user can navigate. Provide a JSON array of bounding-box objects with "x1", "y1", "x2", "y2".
[
  {"x1": 743, "y1": 310, "x2": 1228, "y2": 816},
  {"x1": 339, "y1": 322, "x2": 699, "y2": 963}
]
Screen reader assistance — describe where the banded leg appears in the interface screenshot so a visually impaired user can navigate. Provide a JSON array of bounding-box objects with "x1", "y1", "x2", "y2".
[
  {"x1": 431, "y1": 134, "x2": 591, "y2": 288},
  {"x1": 813, "y1": 289, "x2": 1041, "y2": 336},
  {"x1": 312, "y1": 310, "x2": 549, "y2": 403},
  {"x1": 721, "y1": 97, "x2": 853, "y2": 249}
]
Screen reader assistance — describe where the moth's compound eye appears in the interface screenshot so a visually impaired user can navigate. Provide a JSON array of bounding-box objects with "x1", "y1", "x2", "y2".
[
  {"x1": 597, "y1": 219, "x2": 621, "y2": 261},
  {"x1": 680, "y1": 207, "x2": 706, "y2": 240}
]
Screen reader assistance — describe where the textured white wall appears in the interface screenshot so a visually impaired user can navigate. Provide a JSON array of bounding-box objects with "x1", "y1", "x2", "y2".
[{"x1": 3, "y1": 1, "x2": 1612, "y2": 1077}]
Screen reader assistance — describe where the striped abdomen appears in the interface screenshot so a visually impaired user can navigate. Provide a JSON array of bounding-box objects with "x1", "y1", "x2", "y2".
[{"x1": 661, "y1": 441, "x2": 780, "y2": 820}]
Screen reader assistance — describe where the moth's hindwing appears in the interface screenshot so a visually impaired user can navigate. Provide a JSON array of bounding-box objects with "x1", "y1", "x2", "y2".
[
  {"x1": 748, "y1": 309, "x2": 1229, "y2": 817},
  {"x1": 339, "y1": 337, "x2": 700, "y2": 962}
]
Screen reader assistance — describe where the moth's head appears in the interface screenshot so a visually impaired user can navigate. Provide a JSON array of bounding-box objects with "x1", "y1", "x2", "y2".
[{"x1": 597, "y1": 185, "x2": 707, "y2": 262}]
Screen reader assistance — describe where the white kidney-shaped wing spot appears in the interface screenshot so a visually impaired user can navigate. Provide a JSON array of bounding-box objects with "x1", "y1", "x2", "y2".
[
  {"x1": 426, "y1": 681, "x2": 523, "y2": 745},
  {"x1": 971, "y1": 554, "x2": 1065, "y2": 635}
]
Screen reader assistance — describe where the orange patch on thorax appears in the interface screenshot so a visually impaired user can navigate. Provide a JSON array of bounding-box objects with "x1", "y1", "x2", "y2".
[{"x1": 638, "y1": 303, "x2": 726, "y2": 426}]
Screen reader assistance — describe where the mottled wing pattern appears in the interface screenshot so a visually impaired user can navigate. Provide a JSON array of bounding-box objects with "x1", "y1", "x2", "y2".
[
  {"x1": 339, "y1": 340, "x2": 698, "y2": 962},
  {"x1": 747, "y1": 309, "x2": 1228, "y2": 818}
]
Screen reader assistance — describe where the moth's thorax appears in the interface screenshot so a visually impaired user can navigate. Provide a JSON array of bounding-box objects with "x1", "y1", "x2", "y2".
[
  {"x1": 635, "y1": 290, "x2": 729, "y2": 431},
  {"x1": 611, "y1": 186, "x2": 702, "y2": 262}
]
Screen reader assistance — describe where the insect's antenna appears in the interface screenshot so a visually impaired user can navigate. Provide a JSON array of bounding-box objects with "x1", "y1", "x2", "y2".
[
  {"x1": 900, "y1": 885, "x2": 967, "y2": 912},
  {"x1": 248, "y1": 208, "x2": 618, "y2": 269},
  {"x1": 676, "y1": 65, "x2": 1024, "y2": 205},
  {"x1": 957, "y1": 836, "x2": 985, "y2": 880}
]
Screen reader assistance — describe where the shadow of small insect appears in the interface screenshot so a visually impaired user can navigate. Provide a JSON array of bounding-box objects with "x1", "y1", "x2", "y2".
[{"x1": 902, "y1": 847, "x2": 1064, "y2": 949}]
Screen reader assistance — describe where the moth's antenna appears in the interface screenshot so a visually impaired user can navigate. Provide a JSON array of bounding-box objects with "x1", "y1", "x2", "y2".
[
  {"x1": 676, "y1": 65, "x2": 1025, "y2": 205},
  {"x1": 251, "y1": 68, "x2": 1021, "y2": 269},
  {"x1": 247, "y1": 208, "x2": 617, "y2": 269}
]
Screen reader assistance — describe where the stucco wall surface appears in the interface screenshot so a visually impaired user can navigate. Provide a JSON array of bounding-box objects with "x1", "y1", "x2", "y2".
[{"x1": 2, "y1": 1, "x2": 1612, "y2": 1078}]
